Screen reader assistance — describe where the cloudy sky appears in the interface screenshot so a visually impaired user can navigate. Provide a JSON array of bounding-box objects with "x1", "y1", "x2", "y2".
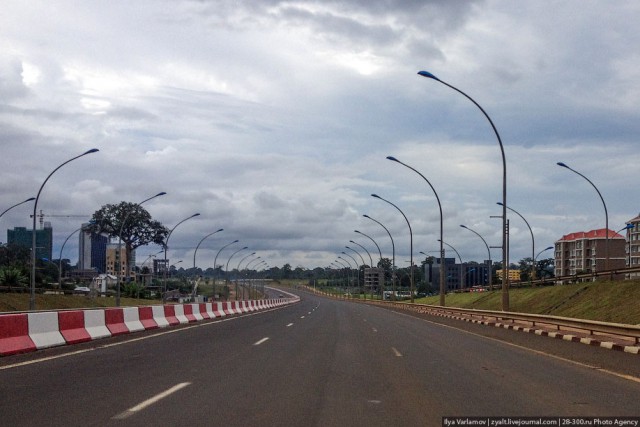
[{"x1": 2, "y1": 0, "x2": 640, "y2": 272}]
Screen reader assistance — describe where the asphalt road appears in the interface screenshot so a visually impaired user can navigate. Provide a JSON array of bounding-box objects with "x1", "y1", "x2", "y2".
[{"x1": 0, "y1": 290, "x2": 638, "y2": 427}]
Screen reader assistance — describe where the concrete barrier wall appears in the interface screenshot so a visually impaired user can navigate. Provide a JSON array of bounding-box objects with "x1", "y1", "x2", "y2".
[{"x1": 0, "y1": 297, "x2": 298, "y2": 356}]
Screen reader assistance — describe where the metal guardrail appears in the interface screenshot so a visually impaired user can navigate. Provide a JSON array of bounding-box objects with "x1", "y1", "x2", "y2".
[{"x1": 365, "y1": 300, "x2": 640, "y2": 345}]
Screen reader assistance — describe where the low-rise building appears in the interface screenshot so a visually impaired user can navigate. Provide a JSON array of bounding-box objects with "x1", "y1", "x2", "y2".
[
  {"x1": 625, "y1": 214, "x2": 640, "y2": 276},
  {"x1": 554, "y1": 228, "x2": 625, "y2": 282}
]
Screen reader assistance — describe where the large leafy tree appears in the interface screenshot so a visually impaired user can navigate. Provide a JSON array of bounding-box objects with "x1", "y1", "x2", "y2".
[{"x1": 87, "y1": 202, "x2": 169, "y2": 279}]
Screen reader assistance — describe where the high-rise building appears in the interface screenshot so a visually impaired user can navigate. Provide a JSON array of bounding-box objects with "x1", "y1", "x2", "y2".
[
  {"x1": 7, "y1": 223, "x2": 53, "y2": 260},
  {"x1": 105, "y1": 243, "x2": 135, "y2": 279},
  {"x1": 78, "y1": 223, "x2": 108, "y2": 273},
  {"x1": 425, "y1": 257, "x2": 491, "y2": 291}
]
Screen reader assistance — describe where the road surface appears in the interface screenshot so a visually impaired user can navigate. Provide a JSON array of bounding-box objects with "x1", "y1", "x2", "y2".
[{"x1": 0, "y1": 290, "x2": 638, "y2": 426}]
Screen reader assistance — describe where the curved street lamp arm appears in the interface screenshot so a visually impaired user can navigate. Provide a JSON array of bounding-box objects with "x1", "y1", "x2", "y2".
[
  {"x1": 1, "y1": 197, "x2": 35, "y2": 219},
  {"x1": 355, "y1": 230, "x2": 382, "y2": 265}
]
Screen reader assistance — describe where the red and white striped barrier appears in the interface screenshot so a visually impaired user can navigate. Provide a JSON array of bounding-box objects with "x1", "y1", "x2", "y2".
[
  {"x1": 84, "y1": 309, "x2": 111, "y2": 340},
  {"x1": 0, "y1": 297, "x2": 296, "y2": 356},
  {"x1": 29, "y1": 312, "x2": 65, "y2": 349},
  {"x1": 0, "y1": 314, "x2": 36, "y2": 356},
  {"x1": 58, "y1": 311, "x2": 91, "y2": 345}
]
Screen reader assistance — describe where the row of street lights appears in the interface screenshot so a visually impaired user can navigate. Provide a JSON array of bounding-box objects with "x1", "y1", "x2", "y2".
[
  {"x1": 352, "y1": 72, "x2": 616, "y2": 311},
  {"x1": 11, "y1": 147, "x2": 272, "y2": 310}
]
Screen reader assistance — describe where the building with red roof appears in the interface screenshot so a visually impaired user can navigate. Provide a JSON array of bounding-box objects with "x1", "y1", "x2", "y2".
[{"x1": 554, "y1": 228, "x2": 626, "y2": 282}]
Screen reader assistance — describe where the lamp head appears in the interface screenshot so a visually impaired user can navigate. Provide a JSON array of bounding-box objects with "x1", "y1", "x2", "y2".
[
  {"x1": 84, "y1": 148, "x2": 100, "y2": 155},
  {"x1": 155, "y1": 192, "x2": 167, "y2": 197},
  {"x1": 371, "y1": 194, "x2": 380, "y2": 199},
  {"x1": 557, "y1": 162, "x2": 568, "y2": 168},
  {"x1": 496, "y1": 202, "x2": 504, "y2": 206},
  {"x1": 386, "y1": 156, "x2": 398, "y2": 162},
  {"x1": 460, "y1": 224, "x2": 467, "y2": 229},
  {"x1": 217, "y1": 228, "x2": 224, "y2": 232},
  {"x1": 418, "y1": 71, "x2": 439, "y2": 81},
  {"x1": 363, "y1": 214, "x2": 370, "y2": 219}
]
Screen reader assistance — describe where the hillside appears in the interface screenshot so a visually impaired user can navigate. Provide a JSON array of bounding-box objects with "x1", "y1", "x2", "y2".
[{"x1": 415, "y1": 279, "x2": 640, "y2": 325}]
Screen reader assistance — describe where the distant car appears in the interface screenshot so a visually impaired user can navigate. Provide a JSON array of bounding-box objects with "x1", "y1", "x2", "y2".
[
  {"x1": 278, "y1": 294, "x2": 284, "y2": 298},
  {"x1": 73, "y1": 286, "x2": 91, "y2": 295}
]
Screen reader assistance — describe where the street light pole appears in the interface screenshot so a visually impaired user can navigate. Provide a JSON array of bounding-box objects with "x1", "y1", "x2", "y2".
[
  {"x1": 460, "y1": 224, "x2": 493, "y2": 290},
  {"x1": 363, "y1": 214, "x2": 395, "y2": 299},
  {"x1": 349, "y1": 240, "x2": 373, "y2": 267},
  {"x1": 58, "y1": 226, "x2": 83, "y2": 290},
  {"x1": 419, "y1": 70, "x2": 509, "y2": 311},
  {"x1": 497, "y1": 202, "x2": 535, "y2": 283},
  {"x1": 237, "y1": 252, "x2": 256, "y2": 299},
  {"x1": 387, "y1": 156, "x2": 446, "y2": 306},
  {"x1": 226, "y1": 246, "x2": 248, "y2": 300},
  {"x1": 193, "y1": 229, "x2": 224, "y2": 270},
  {"x1": 213, "y1": 240, "x2": 238, "y2": 299},
  {"x1": 557, "y1": 162, "x2": 610, "y2": 273},
  {"x1": 439, "y1": 239, "x2": 464, "y2": 291},
  {"x1": 345, "y1": 247, "x2": 365, "y2": 298},
  {"x1": 1, "y1": 197, "x2": 35, "y2": 219},
  {"x1": 372, "y1": 194, "x2": 414, "y2": 302},
  {"x1": 355, "y1": 230, "x2": 382, "y2": 266},
  {"x1": 337, "y1": 256, "x2": 354, "y2": 297},
  {"x1": 30, "y1": 148, "x2": 99, "y2": 310},
  {"x1": 117, "y1": 192, "x2": 167, "y2": 307},
  {"x1": 534, "y1": 246, "x2": 554, "y2": 281},
  {"x1": 163, "y1": 213, "x2": 200, "y2": 303}
]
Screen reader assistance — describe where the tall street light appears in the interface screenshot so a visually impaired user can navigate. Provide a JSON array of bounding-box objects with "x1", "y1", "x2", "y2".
[
  {"x1": 345, "y1": 247, "x2": 365, "y2": 297},
  {"x1": 372, "y1": 194, "x2": 414, "y2": 302},
  {"x1": 557, "y1": 162, "x2": 610, "y2": 273},
  {"x1": 226, "y1": 246, "x2": 248, "y2": 300},
  {"x1": 355, "y1": 230, "x2": 382, "y2": 266},
  {"x1": 163, "y1": 213, "x2": 200, "y2": 302},
  {"x1": 30, "y1": 148, "x2": 99, "y2": 310},
  {"x1": 460, "y1": 224, "x2": 492, "y2": 290},
  {"x1": 117, "y1": 191, "x2": 167, "y2": 307},
  {"x1": 193, "y1": 229, "x2": 224, "y2": 270},
  {"x1": 341, "y1": 250, "x2": 359, "y2": 289},
  {"x1": 497, "y1": 202, "x2": 535, "y2": 283},
  {"x1": 213, "y1": 239, "x2": 238, "y2": 298},
  {"x1": 237, "y1": 252, "x2": 256, "y2": 299},
  {"x1": 349, "y1": 240, "x2": 373, "y2": 267},
  {"x1": 337, "y1": 256, "x2": 353, "y2": 295},
  {"x1": 419, "y1": 70, "x2": 509, "y2": 311},
  {"x1": 387, "y1": 156, "x2": 445, "y2": 306},
  {"x1": 439, "y1": 239, "x2": 463, "y2": 291},
  {"x1": 534, "y1": 246, "x2": 554, "y2": 281},
  {"x1": 363, "y1": 214, "x2": 395, "y2": 299},
  {"x1": 58, "y1": 226, "x2": 84, "y2": 290},
  {"x1": 191, "y1": 229, "x2": 223, "y2": 300},
  {"x1": 1, "y1": 197, "x2": 35, "y2": 219}
]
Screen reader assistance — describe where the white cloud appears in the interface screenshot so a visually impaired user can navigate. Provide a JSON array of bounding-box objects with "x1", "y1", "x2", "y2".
[{"x1": 1, "y1": 0, "x2": 640, "y2": 271}]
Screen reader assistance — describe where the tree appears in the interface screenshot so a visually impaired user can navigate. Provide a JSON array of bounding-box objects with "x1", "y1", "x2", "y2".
[
  {"x1": 87, "y1": 202, "x2": 169, "y2": 281},
  {"x1": 0, "y1": 243, "x2": 30, "y2": 268},
  {"x1": 282, "y1": 263, "x2": 292, "y2": 279},
  {"x1": 0, "y1": 266, "x2": 28, "y2": 291}
]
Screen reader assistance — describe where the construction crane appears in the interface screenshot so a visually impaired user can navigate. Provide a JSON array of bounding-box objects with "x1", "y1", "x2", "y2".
[{"x1": 30, "y1": 210, "x2": 89, "y2": 228}]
